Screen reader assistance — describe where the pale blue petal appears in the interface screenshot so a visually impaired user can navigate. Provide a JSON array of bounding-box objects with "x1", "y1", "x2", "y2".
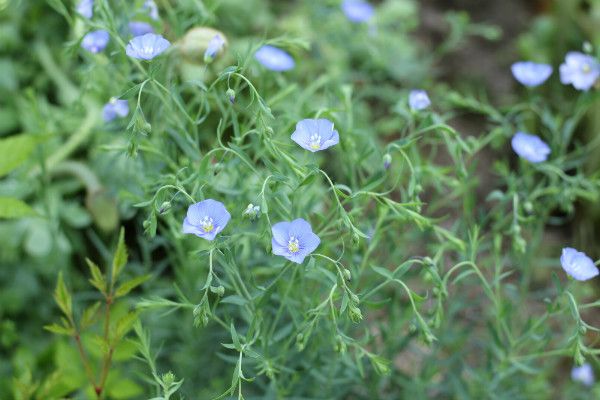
[
  {"x1": 271, "y1": 221, "x2": 291, "y2": 246},
  {"x1": 409, "y1": 90, "x2": 430, "y2": 111},
  {"x1": 81, "y1": 30, "x2": 110, "y2": 53},
  {"x1": 341, "y1": 0, "x2": 374, "y2": 23},
  {"x1": 511, "y1": 62, "x2": 552, "y2": 87},
  {"x1": 572, "y1": 363, "x2": 595, "y2": 386},
  {"x1": 511, "y1": 132, "x2": 550, "y2": 163},
  {"x1": 129, "y1": 21, "x2": 154, "y2": 37},
  {"x1": 561, "y1": 247, "x2": 599, "y2": 281},
  {"x1": 255, "y1": 46, "x2": 295, "y2": 71}
]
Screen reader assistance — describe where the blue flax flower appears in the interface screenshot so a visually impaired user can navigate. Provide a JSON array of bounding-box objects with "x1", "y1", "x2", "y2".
[
  {"x1": 81, "y1": 30, "x2": 110, "y2": 53},
  {"x1": 572, "y1": 363, "x2": 595, "y2": 386},
  {"x1": 511, "y1": 132, "x2": 550, "y2": 163},
  {"x1": 129, "y1": 21, "x2": 154, "y2": 37},
  {"x1": 560, "y1": 247, "x2": 599, "y2": 281},
  {"x1": 76, "y1": 0, "x2": 93, "y2": 18},
  {"x1": 341, "y1": 0, "x2": 374, "y2": 23},
  {"x1": 511, "y1": 61, "x2": 552, "y2": 87},
  {"x1": 143, "y1": 0, "x2": 160, "y2": 20},
  {"x1": 271, "y1": 218, "x2": 320, "y2": 264},
  {"x1": 409, "y1": 90, "x2": 431, "y2": 111},
  {"x1": 102, "y1": 98, "x2": 129, "y2": 122},
  {"x1": 255, "y1": 45, "x2": 295, "y2": 71},
  {"x1": 291, "y1": 118, "x2": 339, "y2": 152},
  {"x1": 560, "y1": 51, "x2": 600, "y2": 91},
  {"x1": 182, "y1": 199, "x2": 231, "y2": 241},
  {"x1": 204, "y1": 34, "x2": 226, "y2": 62},
  {"x1": 126, "y1": 33, "x2": 170, "y2": 60}
]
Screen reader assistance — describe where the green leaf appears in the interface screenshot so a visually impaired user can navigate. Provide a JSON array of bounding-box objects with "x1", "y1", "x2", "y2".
[
  {"x1": 44, "y1": 323, "x2": 74, "y2": 336},
  {"x1": 86, "y1": 259, "x2": 107, "y2": 294},
  {"x1": 114, "y1": 312, "x2": 139, "y2": 341},
  {"x1": 111, "y1": 228, "x2": 128, "y2": 284},
  {"x1": 0, "y1": 134, "x2": 39, "y2": 177},
  {"x1": 114, "y1": 274, "x2": 151, "y2": 298},
  {"x1": 80, "y1": 302, "x2": 102, "y2": 330},
  {"x1": 54, "y1": 272, "x2": 72, "y2": 319},
  {"x1": 0, "y1": 197, "x2": 37, "y2": 219}
]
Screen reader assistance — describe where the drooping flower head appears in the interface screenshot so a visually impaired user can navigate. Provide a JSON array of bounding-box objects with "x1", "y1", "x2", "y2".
[
  {"x1": 126, "y1": 33, "x2": 171, "y2": 60},
  {"x1": 511, "y1": 61, "x2": 553, "y2": 87},
  {"x1": 102, "y1": 98, "x2": 129, "y2": 122},
  {"x1": 255, "y1": 45, "x2": 295, "y2": 72},
  {"x1": 204, "y1": 34, "x2": 226, "y2": 62},
  {"x1": 271, "y1": 218, "x2": 320, "y2": 264},
  {"x1": 291, "y1": 118, "x2": 339, "y2": 152},
  {"x1": 572, "y1": 363, "x2": 595, "y2": 386},
  {"x1": 81, "y1": 30, "x2": 110, "y2": 54},
  {"x1": 76, "y1": 0, "x2": 93, "y2": 18},
  {"x1": 560, "y1": 247, "x2": 599, "y2": 281},
  {"x1": 182, "y1": 199, "x2": 231, "y2": 241},
  {"x1": 409, "y1": 90, "x2": 431, "y2": 111},
  {"x1": 560, "y1": 51, "x2": 600, "y2": 91},
  {"x1": 129, "y1": 21, "x2": 154, "y2": 37},
  {"x1": 511, "y1": 132, "x2": 550, "y2": 163},
  {"x1": 143, "y1": 0, "x2": 160, "y2": 20},
  {"x1": 341, "y1": 0, "x2": 375, "y2": 23}
]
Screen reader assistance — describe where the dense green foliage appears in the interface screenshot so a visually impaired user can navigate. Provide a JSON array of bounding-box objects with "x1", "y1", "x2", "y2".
[{"x1": 2, "y1": 0, "x2": 600, "y2": 399}]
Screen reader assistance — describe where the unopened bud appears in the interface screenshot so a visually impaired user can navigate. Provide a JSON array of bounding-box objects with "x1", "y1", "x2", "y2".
[
  {"x1": 383, "y1": 153, "x2": 392, "y2": 170},
  {"x1": 226, "y1": 88, "x2": 235, "y2": 104},
  {"x1": 159, "y1": 201, "x2": 172, "y2": 214}
]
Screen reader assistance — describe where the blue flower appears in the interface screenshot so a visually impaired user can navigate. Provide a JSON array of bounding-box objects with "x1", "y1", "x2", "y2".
[
  {"x1": 341, "y1": 0, "x2": 374, "y2": 23},
  {"x1": 560, "y1": 247, "x2": 599, "y2": 281},
  {"x1": 511, "y1": 132, "x2": 550, "y2": 163},
  {"x1": 102, "y1": 98, "x2": 129, "y2": 122},
  {"x1": 560, "y1": 51, "x2": 600, "y2": 91},
  {"x1": 76, "y1": 0, "x2": 93, "y2": 18},
  {"x1": 182, "y1": 199, "x2": 231, "y2": 241},
  {"x1": 409, "y1": 90, "x2": 431, "y2": 111},
  {"x1": 511, "y1": 61, "x2": 553, "y2": 87},
  {"x1": 271, "y1": 218, "x2": 320, "y2": 264},
  {"x1": 291, "y1": 118, "x2": 339, "y2": 152},
  {"x1": 255, "y1": 45, "x2": 295, "y2": 71},
  {"x1": 126, "y1": 33, "x2": 171, "y2": 60},
  {"x1": 81, "y1": 30, "x2": 110, "y2": 54},
  {"x1": 204, "y1": 34, "x2": 226, "y2": 62},
  {"x1": 129, "y1": 21, "x2": 154, "y2": 37},
  {"x1": 572, "y1": 363, "x2": 595, "y2": 386},
  {"x1": 143, "y1": 0, "x2": 160, "y2": 20}
]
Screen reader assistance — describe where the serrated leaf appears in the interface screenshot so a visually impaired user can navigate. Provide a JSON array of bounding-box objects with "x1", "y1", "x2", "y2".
[
  {"x1": 0, "y1": 197, "x2": 37, "y2": 219},
  {"x1": 115, "y1": 275, "x2": 151, "y2": 298},
  {"x1": 80, "y1": 302, "x2": 101, "y2": 330},
  {"x1": 54, "y1": 272, "x2": 72, "y2": 319},
  {"x1": 114, "y1": 312, "x2": 139, "y2": 341},
  {"x1": 44, "y1": 323, "x2": 74, "y2": 336},
  {"x1": 86, "y1": 258, "x2": 106, "y2": 294},
  {"x1": 0, "y1": 134, "x2": 39, "y2": 177},
  {"x1": 111, "y1": 228, "x2": 128, "y2": 283}
]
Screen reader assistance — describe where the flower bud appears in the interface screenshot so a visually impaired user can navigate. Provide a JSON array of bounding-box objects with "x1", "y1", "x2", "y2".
[
  {"x1": 348, "y1": 305, "x2": 363, "y2": 323},
  {"x1": 343, "y1": 268, "x2": 351, "y2": 281},
  {"x1": 383, "y1": 153, "x2": 392, "y2": 169},
  {"x1": 178, "y1": 27, "x2": 227, "y2": 64},
  {"x1": 242, "y1": 203, "x2": 260, "y2": 220},
  {"x1": 226, "y1": 88, "x2": 235, "y2": 104},
  {"x1": 159, "y1": 201, "x2": 172, "y2": 214}
]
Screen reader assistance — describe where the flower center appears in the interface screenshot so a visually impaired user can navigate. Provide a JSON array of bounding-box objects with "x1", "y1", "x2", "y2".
[
  {"x1": 200, "y1": 216, "x2": 214, "y2": 233},
  {"x1": 582, "y1": 63, "x2": 591, "y2": 74},
  {"x1": 309, "y1": 134, "x2": 322, "y2": 150},
  {"x1": 288, "y1": 236, "x2": 300, "y2": 253}
]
